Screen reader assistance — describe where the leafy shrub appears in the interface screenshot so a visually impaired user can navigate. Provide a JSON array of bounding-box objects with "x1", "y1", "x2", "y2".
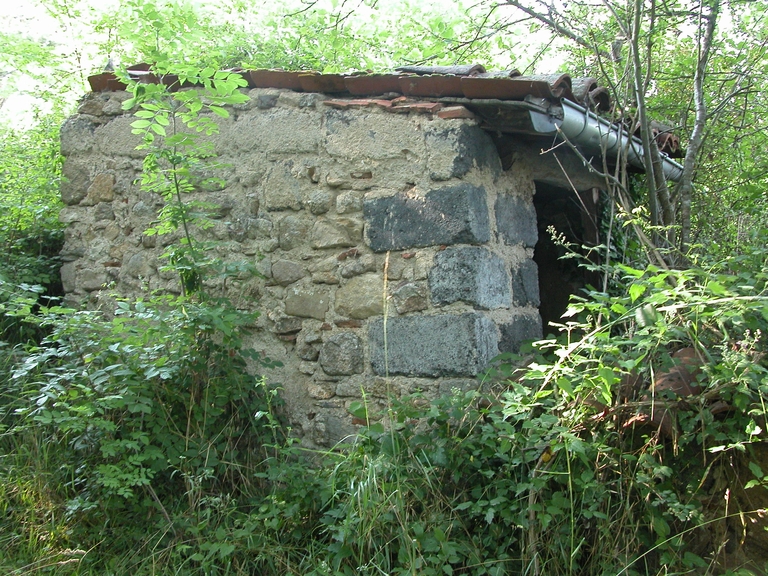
[
  {"x1": 3, "y1": 213, "x2": 766, "y2": 575},
  {"x1": 0, "y1": 118, "x2": 65, "y2": 347},
  {"x1": 237, "y1": 243, "x2": 768, "y2": 576},
  {"x1": 1, "y1": 294, "x2": 282, "y2": 571},
  {"x1": 0, "y1": 118, "x2": 64, "y2": 288}
]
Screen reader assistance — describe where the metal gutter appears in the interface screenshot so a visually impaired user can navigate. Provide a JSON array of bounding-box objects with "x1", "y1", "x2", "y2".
[{"x1": 529, "y1": 99, "x2": 684, "y2": 182}]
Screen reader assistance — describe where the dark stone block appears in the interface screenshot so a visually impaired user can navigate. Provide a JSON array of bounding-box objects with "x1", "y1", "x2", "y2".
[
  {"x1": 429, "y1": 246, "x2": 510, "y2": 309},
  {"x1": 426, "y1": 124, "x2": 501, "y2": 181},
  {"x1": 495, "y1": 194, "x2": 538, "y2": 247},
  {"x1": 499, "y1": 315, "x2": 542, "y2": 354},
  {"x1": 369, "y1": 313, "x2": 498, "y2": 377},
  {"x1": 512, "y1": 259, "x2": 540, "y2": 307},
  {"x1": 364, "y1": 184, "x2": 490, "y2": 252}
]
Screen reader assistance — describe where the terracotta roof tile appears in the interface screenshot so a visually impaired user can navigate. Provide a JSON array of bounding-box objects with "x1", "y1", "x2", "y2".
[
  {"x1": 437, "y1": 106, "x2": 476, "y2": 120},
  {"x1": 85, "y1": 63, "x2": 684, "y2": 162}
]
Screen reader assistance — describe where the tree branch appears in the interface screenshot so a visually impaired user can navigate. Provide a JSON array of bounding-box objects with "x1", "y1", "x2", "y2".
[
  {"x1": 629, "y1": 0, "x2": 660, "y2": 229},
  {"x1": 677, "y1": 0, "x2": 720, "y2": 250},
  {"x1": 503, "y1": 0, "x2": 611, "y2": 60}
]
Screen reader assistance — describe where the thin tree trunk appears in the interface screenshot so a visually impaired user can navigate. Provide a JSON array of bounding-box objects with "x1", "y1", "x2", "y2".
[
  {"x1": 629, "y1": 0, "x2": 660, "y2": 229},
  {"x1": 678, "y1": 0, "x2": 720, "y2": 250},
  {"x1": 650, "y1": 140, "x2": 675, "y2": 242}
]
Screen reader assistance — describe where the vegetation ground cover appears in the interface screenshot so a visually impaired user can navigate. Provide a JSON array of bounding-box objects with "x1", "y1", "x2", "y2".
[{"x1": 1, "y1": 0, "x2": 767, "y2": 574}]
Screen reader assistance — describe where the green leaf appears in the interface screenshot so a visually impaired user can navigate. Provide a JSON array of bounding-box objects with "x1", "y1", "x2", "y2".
[
  {"x1": 746, "y1": 420, "x2": 763, "y2": 436},
  {"x1": 131, "y1": 119, "x2": 151, "y2": 129},
  {"x1": 629, "y1": 282, "x2": 646, "y2": 303},
  {"x1": 597, "y1": 367, "x2": 615, "y2": 404},
  {"x1": 347, "y1": 401, "x2": 368, "y2": 420},
  {"x1": 611, "y1": 302, "x2": 628, "y2": 314},
  {"x1": 598, "y1": 367, "x2": 616, "y2": 385},
  {"x1": 682, "y1": 552, "x2": 707, "y2": 568},
  {"x1": 218, "y1": 543, "x2": 235, "y2": 558},
  {"x1": 562, "y1": 304, "x2": 583, "y2": 318},
  {"x1": 619, "y1": 264, "x2": 644, "y2": 278},
  {"x1": 368, "y1": 422, "x2": 385, "y2": 434},
  {"x1": 706, "y1": 280, "x2": 727, "y2": 295},
  {"x1": 652, "y1": 515, "x2": 670, "y2": 539},
  {"x1": 556, "y1": 376, "x2": 575, "y2": 399},
  {"x1": 209, "y1": 105, "x2": 229, "y2": 118}
]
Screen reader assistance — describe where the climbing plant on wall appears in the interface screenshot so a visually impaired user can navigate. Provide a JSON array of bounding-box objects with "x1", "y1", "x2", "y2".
[{"x1": 124, "y1": 70, "x2": 249, "y2": 295}]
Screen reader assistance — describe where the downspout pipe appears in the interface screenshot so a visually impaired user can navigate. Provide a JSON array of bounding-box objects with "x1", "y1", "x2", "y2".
[{"x1": 529, "y1": 99, "x2": 684, "y2": 182}]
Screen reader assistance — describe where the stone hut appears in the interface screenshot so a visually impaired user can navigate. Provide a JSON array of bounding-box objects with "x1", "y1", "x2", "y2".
[{"x1": 58, "y1": 66, "x2": 683, "y2": 446}]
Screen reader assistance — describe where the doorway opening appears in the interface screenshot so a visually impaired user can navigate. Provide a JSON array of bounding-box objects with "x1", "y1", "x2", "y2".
[{"x1": 532, "y1": 182, "x2": 601, "y2": 331}]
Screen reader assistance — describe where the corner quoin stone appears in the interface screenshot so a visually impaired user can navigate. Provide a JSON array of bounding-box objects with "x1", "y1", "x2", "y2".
[
  {"x1": 495, "y1": 193, "x2": 538, "y2": 247},
  {"x1": 363, "y1": 183, "x2": 490, "y2": 252},
  {"x1": 512, "y1": 259, "x2": 540, "y2": 307},
  {"x1": 369, "y1": 313, "x2": 499, "y2": 377},
  {"x1": 429, "y1": 246, "x2": 510, "y2": 309},
  {"x1": 425, "y1": 124, "x2": 502, "y2": 181},
  {"x1": 499, "y1": 315, "x2": 542, "y2": 354}
]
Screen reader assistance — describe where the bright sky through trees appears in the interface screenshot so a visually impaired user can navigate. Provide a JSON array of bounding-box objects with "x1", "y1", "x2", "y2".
[{"x1": 0, "y1": 0, "x2": 559, "y2": 128}]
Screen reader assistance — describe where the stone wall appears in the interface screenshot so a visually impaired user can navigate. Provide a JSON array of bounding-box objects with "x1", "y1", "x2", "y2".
[{"x1": 59, "y1": 88, "x2": 597, "y2": 447}]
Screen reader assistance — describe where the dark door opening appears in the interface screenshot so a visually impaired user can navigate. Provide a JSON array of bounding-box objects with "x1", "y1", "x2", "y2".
[{"x1": 533, "y1": 182, "x2": 601, "y2": 332}]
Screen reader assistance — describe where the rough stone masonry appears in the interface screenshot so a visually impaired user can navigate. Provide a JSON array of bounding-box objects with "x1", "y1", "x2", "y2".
[{"x1": 57, "y1": 87, "x2": 572, "y2": 448}]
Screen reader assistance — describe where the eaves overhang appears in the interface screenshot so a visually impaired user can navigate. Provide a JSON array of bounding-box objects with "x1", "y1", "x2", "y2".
[
  {"x1": 87, "y1": 64, "x2": 684, "y2": 182},
  {"x1": 440, "y1": 96, "x2": 684, "y2": 182}
]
